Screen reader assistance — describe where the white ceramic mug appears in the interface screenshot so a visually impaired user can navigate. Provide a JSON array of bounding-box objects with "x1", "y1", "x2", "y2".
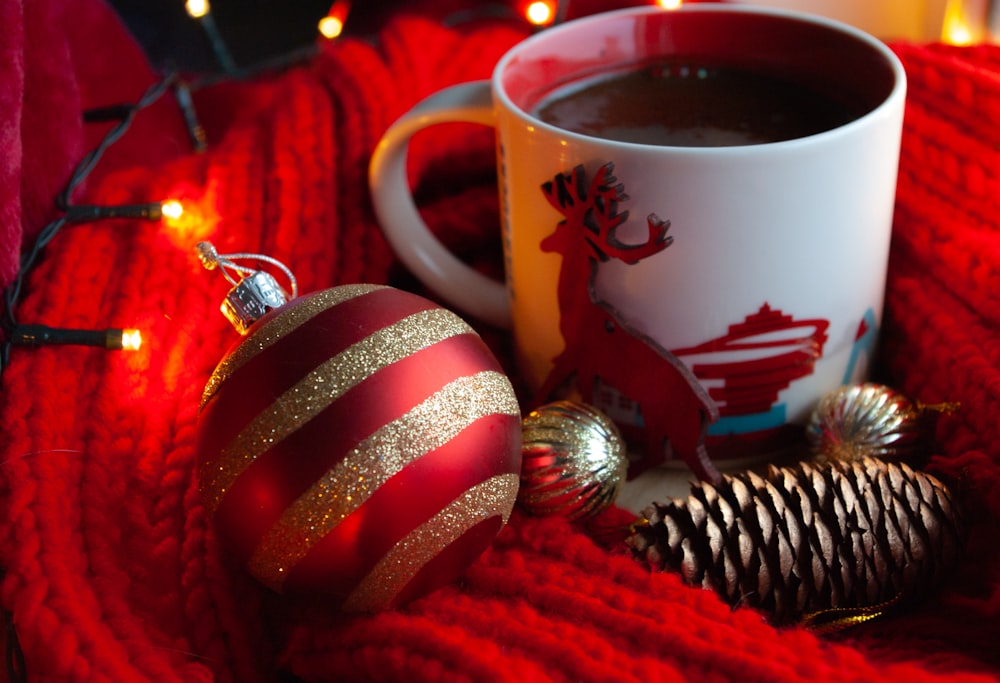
[{"x1": 369, "y1": 5, "x2": 906, "y2": 481}]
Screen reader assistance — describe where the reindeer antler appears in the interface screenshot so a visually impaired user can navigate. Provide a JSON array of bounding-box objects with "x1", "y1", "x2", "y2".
[
  {"x1": 604, "y1": 213, "x2": 673, "y2": 265},
  {"x1": 541, "y1": 163, "x2": 672, "y2": 264}
]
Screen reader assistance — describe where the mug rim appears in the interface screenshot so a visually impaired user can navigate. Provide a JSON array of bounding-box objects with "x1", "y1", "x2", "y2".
[{"x1": 491, "y1": 4, "x2": 907, "y2": 153}]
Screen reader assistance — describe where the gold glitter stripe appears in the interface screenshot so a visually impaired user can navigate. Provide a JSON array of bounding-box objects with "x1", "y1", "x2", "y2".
[
  {"x1": 342, "y1": 472, "x2": 520, "y2": 612},
  {"x1": 247, "y1": 371, "x2": 519, "y2": 591},
  {"x1": 200, "y1": 307, "x2": 479, "y2": 514},
  {"x1": 201, "y1": 283, "x2": 388, "y2": 407}
]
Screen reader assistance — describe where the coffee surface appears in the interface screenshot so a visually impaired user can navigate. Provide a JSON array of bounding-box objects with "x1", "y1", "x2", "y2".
[{"x1": 532, "y1": 62, "x2": 862, "y2": 147}]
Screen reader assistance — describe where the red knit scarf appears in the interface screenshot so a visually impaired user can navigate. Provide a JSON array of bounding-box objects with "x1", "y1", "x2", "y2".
[{"x1": 1, "y1": 1, "x2": 999, "y2": 681}]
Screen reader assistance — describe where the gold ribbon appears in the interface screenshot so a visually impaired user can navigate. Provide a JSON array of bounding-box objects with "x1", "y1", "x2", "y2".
[{"x1": 800, "y1": 592, "x2": 904, "y2": 634}]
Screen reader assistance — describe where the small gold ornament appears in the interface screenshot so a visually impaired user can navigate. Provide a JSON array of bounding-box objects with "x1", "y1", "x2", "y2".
[
  {"x1": 519, "y1": 401, "x2": 627, "y2": 521},
  {"x1": 806, "y1": 383, "x2": 959, "y2": 464}
]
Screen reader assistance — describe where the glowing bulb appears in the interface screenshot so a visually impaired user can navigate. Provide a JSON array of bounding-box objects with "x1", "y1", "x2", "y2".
[
  {"x1": 160, "y1": 199, "x2": 184, "y2": 220},
  {"x1": 525, "y1": 1, "x2": 554, "y2": 26},
  {"x1": 320, "y1": 1, "x2": 352, "y2": 40},
  {"x1": 318, "y1": 15, "x2": 345, "y2": 39},
  {"x1": 160, "y1": 193, "x2": 216, "y2": 246},
  {"x1": 120, "y1": 329, "x2": 143, "y2": 352},
  {"x1": 941, "y1": 0, "x2": 977, "y2": 44},
  {"x1": 657, "y1": 0, "x2": 683, "y2": 9},
  {"x1": 185, "y1": 0, "x2": 210, "y2": 19},
  {"x1": 943, "y1": 17, "x2": 974, "y2": 45}
]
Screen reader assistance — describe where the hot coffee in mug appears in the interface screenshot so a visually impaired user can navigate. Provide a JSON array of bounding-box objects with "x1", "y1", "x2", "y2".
[
  {"x1": 369, "y1": 6, "x2": 906, "y2": 483},
  {"x1": 533, "y1": 61, "x2": 864, "y2": 147}
]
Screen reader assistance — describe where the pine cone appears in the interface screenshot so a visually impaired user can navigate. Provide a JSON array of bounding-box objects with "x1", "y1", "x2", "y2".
[{"x1": 628, "y1": 457, "x2": 963, "y2": 627}]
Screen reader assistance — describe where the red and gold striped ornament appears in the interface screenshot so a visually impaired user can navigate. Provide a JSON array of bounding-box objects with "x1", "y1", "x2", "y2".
[{"x1": 195, "y1": 277, "x2": 522, "y2": 612}]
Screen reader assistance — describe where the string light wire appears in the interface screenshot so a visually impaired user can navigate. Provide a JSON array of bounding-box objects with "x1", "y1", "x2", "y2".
[
  {"x1": 0, "y1": 72, "x2": 179, "y2": 378},
  {"x1": 0, "y1": 7, "x2": 361, "y2": 680},
  {"x1": 185, "y1": 0, "x2": 239, "y2": 74},
  {"x1": 3, "y1": 569, "x2": 24, "y2": 683},
  {"x1": 0, "y1": 1, "x2": 342, "y2": 382}
]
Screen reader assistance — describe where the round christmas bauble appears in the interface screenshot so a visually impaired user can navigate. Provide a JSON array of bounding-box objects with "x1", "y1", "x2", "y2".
[
  {"x1": 195, "y1": 284, "x2": 522, "y2": 611},
  {"x1": 806, "y1": 383, "x2": 936, "y2": 464},
  {"x1": 519, "y1": 401, "x2": 627, "y2": 520}
]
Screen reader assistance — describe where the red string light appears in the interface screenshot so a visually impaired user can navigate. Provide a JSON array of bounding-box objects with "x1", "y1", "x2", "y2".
[
  {"x1": 524, "y1": 1, "x2": 556, "y2": 26},
  {"x1": 319, "y1": 0, "x2": 352, "y2": 40}
]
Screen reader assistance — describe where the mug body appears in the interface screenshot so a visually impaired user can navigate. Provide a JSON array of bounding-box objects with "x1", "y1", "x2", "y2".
[{"x1": 491, "y1": 6, "x2": 905, "y2": 466}]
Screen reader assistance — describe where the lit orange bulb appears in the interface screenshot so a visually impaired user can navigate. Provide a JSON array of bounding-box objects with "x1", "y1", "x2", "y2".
[
  {"x1": 320, "y1": 1, "x2": 352, "y2": 40},
  {"x1": 185, "y1": 0, "x2": 210, "y2": 19},
  {"x1": 525, "y1": 1, "x2": 555, "y2": 26},
  {"x1": 656, "y1": 0, "x2": 683, "y2": 9},
  {"x1": 160, "y1": 194, "x2": 216, "y2": 247},
  {"x1": 120, "y1": 329, "x2": 143, "y2": 352},
  {"x1": 941, "y1": 0, "x2": 973, "y2": 44},
  {"x1": 318, "y1": 15, "x2": 345, "y2": 39},
  {"x1": 946, "y1": 24, "x2": 974, "y2": 44},
  {"x1": 160, "y1": 199, "x2": 184, "y2": 220}
]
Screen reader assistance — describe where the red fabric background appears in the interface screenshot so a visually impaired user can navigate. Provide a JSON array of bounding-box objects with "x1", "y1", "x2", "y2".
[{"x1": 1, "y1": 0, "x2": 999, "y2": 681}]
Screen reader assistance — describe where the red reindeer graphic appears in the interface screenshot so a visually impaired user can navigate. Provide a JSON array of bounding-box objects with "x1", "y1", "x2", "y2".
[{"x1": 536, "y1": 163, "x2": 721, "y2": 483}]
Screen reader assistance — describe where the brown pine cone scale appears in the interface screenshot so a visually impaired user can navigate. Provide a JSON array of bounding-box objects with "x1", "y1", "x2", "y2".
[{"x1": 628, "y1": 457, "x2": 963, "y2": 626}]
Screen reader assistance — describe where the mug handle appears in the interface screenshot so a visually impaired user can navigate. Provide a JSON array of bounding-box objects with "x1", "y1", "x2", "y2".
[{"x1": 368, "y1": 81, "x2": 512, "y2": 329}]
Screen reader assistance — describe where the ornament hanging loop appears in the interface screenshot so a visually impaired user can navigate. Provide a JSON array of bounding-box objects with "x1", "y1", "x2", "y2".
[
  {"x1": 196, "y1": 241, "x2": 299, "y2": 299},
  {"x1": 196, "y1": 241, "x2": 299, "y2": 335}
]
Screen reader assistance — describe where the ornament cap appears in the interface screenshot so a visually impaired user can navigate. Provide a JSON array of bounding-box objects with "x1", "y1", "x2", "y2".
[
  {"x1": 221, "y1": 270, "x2": 289, "y2": 335},
  {"x1": 196, "y1": 241, "x2": 298, "y2": 334}
]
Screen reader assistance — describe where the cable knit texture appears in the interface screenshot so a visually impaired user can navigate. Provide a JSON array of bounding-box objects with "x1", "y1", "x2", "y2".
[{"x1": 1, "y1": 1, "x2": 999, "y2": 681}]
